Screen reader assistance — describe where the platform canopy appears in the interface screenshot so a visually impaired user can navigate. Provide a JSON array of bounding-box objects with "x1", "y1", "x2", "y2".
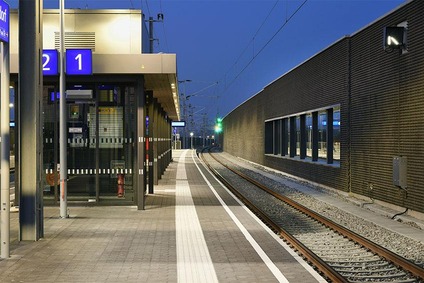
[
  {"x1": 10, "y1": 53, "x2": 180, "y2": 121},
  {"x1": 9, "y1": 9, "x2": 180, "y2": 122}
]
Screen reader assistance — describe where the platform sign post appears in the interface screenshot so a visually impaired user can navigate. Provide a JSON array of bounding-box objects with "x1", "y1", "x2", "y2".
[
  {"x1": 0, "y1": 0, "x2": 10, "y2": 259},
  {"x1": 59, "y1": 0, "x2": 68, "y2": 218},
  {"x1": 171, "y1": 121, "x2": 185, "y2": 150}
]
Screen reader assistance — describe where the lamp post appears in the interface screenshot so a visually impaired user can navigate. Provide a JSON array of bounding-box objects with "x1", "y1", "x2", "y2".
[
  {"x1": 190, "y1": 132, "x2": 194, "y2": 149},
  {"x1": 178, "y1": 79, "x2": 191, "y2": 149},
  {"x1": 59, "y1": 0, "x2": 68, "y2": 218},
  {"x1": 173, "y1": 127, "x2": 177, "y2": 150},
  {"x1": 179, "y1": 81, "x2": 218, "y2": 149}
]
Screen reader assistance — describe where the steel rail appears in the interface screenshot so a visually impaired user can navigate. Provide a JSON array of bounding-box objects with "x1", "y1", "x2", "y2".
[
  {"x1": 207, "y1": 151, "x2": 424, "y2": 281},
  {"x1": 200, "y1": 149, "x2": 348, "y2": 283}
]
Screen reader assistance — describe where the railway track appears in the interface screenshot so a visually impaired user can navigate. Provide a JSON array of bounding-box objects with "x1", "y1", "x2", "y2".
[{"x1": 200, "y1": 148, "x2": 424, "y2": 283}]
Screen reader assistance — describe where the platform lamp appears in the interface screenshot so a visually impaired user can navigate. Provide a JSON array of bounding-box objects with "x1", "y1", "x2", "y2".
[
  {"x1": 190, "y1": 132, "x2": 194, "y2": 149},
  {"x1": 59, "y1": 0, "x2": 69, "y2": 218},
  {"x1": 178, "y1": 79, "x2": 192, "y2": 148},
  {"x1": 383, "y1": 26, "x2": 407, "y2": 53}
]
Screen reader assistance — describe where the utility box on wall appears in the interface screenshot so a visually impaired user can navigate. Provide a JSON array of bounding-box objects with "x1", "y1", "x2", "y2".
[{"x1": 393, "y1": 156, "x2": 407, "y2": 189}]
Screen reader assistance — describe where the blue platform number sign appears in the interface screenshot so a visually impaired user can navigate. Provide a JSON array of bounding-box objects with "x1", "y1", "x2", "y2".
[
  {"x1": 66, "y1": 49, "x2": 92, "y2": 75},
  {"x1": 0, "y1": 0, "x2": 9, "y2": 43},
  {"x1": 42, "y1": 49, "x2": 59, "y2": 76}
]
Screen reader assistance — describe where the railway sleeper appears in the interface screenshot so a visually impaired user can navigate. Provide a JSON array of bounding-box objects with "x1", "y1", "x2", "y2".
[{"x1": 345, "y1": 273, "x2": 417, "y2": 282}]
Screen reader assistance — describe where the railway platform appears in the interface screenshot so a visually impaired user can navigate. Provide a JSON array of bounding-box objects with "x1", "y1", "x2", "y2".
[
  {"x1": 0, "y1": 149, "x2": 324, "y2": 283},
  {"x1": 1, "y1": 149, "x2": 423, "y2": 282}
]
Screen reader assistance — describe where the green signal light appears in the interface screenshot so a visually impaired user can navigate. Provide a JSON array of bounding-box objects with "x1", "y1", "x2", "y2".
[
  {"x1": 214, "y1": 117, "x2": 223, "y2": 133},
  {"x1": 214, "y1": 125, "x2": 222, "y2": 133}
]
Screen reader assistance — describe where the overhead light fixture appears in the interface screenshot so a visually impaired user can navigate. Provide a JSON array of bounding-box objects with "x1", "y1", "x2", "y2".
[{"x1": 384, "y1": 26, "x2": 406, "y2": 52}]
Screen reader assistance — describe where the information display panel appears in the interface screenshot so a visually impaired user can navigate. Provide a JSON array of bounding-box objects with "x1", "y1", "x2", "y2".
[{"x1": 171, "y1": 121, "x2": 186, "y2": 127}]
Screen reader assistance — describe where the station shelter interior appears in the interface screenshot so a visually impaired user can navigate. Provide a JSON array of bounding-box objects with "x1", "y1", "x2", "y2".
[{"x1": 8, "y1": 9, "x2": 179, "y2": 208}]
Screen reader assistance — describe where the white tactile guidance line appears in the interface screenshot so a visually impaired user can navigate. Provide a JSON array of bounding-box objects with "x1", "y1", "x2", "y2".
[
  {"x1": 175, "y1": 150, "x2": 219, "y2": 283},
  {"x1": 192, "y1": 151, "x2": 291, "y2": 283}
]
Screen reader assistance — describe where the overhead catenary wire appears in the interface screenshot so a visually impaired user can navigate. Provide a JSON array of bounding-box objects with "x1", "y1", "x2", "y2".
[
  {"x1": 219, "y1": 0, "x2": 309, "y2": 96},
  {"x1": 142, "y1": 0, "x2": 151, "y2": 17},
  {"x1": 159, "y1": 0, "x2": 170, "y2": 52},
  {"x1": 141, "y1": 0, "x2": 169, "y2": 52},
  {"x1": 224, "y1": 0, "x2": 280, "y2": 83}
]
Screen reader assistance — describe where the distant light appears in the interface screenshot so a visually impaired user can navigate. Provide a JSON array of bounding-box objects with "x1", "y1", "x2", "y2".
[
  {"x1": 322, "y1": 121, "x2": 340, "y2": 126},
  {"x1": 9, "y1": 103, "x2": 14, "y2": 108}
]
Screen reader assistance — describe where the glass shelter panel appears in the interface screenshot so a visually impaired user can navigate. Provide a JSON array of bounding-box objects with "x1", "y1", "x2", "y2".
[
  {"x1": 43, "y1": 86, "x2": 61, "y2": 201},
  {"x1": 95, "y1": 86, "x2": 134, "y2": 200},
  {"x1": 42, "y1": 84, "x2": 136, "y2": 204},
  {"x1": 67, "y1": 101, "x2": 96, "y2": 198}
]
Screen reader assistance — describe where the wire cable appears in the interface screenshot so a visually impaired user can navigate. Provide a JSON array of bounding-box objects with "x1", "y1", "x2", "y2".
[
  {"x1": 142, "y1": 0, "x2": 151, "y2": 17},
  {"x1": 222, "y1": 0, "x2": 279, "y2": 88},
  {"x1": 159, "y1": 0, "x2": 170, "y2": 52},
  {"x1": 221, "y1": 0, "x2": 309, "y2": 96}
]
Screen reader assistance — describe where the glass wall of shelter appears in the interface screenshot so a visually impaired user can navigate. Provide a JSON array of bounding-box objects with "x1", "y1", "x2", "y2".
[{"x1": 42, "y1": 78, "x2": 137, "y2": 205}]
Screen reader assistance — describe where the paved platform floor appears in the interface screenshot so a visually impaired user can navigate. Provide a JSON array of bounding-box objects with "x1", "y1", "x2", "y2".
[{"x1": 0, "y1": 150, "x2": 325, "y2": 283}]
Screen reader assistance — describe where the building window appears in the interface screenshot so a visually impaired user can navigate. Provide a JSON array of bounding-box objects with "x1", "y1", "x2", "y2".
[
  {"x1": 274, "y1": 120, "x2": 281, "y2": 155},
  {"x1": 296, "y1": 116, "x2": 301, "y2": 156},
  {"x1": 265, "y1": 104, "x2": 340, "y2": 166},
  {"x1": 306, "y1": 113, "x2": 312, "y2": 158},
  {"x1": 318, "y1": 110, "x2": 327, "y2": 159},
  {"x1": 333, "y1": 107, "x2": 341, "y2": 161},
  {"x1": 265, "y1": 121, "x2": 273, "y2": 154},
  {"x1": 284, "y1": 118, "x2": 290, "y2": 156}
]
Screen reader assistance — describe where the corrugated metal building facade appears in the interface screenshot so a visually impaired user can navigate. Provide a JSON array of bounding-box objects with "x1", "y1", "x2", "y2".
[{"x1": 222, "y1": 0, "x2": 424, "y2": 214}]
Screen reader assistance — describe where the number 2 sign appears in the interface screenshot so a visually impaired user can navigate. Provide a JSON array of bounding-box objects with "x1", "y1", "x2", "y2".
[
  {"x1": 66, "y1": 49, "x2": 92, "y2": 75},
  {"x1": 42, "y1": 49, "x2": 59, "y2": 76}
]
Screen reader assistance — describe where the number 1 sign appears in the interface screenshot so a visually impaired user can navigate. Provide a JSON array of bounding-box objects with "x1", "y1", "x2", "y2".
[{"x1": 66, "y1": 49, "x2": 92, "y2": 75}]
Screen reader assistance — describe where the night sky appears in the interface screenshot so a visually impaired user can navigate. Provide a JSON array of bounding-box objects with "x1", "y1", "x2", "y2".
[{"x1": 7, "y1": 0, "x2": 406, "y2": 123}]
